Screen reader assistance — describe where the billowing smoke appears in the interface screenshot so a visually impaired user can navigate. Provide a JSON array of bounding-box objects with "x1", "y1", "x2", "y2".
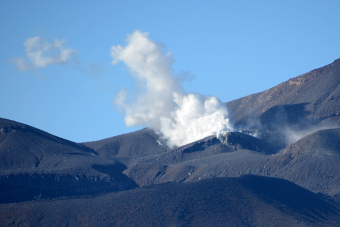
[
  {"x1": 12, "y1": 36, "x2": 78, "y2": 71},
  {"x1": 111, "y1": 31, "x2": 233, "y2": 148}
]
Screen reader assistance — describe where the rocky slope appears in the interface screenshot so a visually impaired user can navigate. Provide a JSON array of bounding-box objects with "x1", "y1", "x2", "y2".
[
  {"x1": 227, "y1": 58, "x2": 340, "y2": 126},
  {"x1": 83, "y1": 128, "x2": 167, "y2": 158},
  {"x1": 0, "y1": 118, "x2": 137, "y2": 203},
  {"x1": 1, "y1": 175, "x2": 339, "y2": 227},
  {"x1": 227, "y1": 58, "x2": 340, "y2": 151},
  {"x1": 122, "y1": 128, "x2": 340, "y2": 198},
  {"x1": 83, "y1": 59, "x2": 340, "y2": 198}
]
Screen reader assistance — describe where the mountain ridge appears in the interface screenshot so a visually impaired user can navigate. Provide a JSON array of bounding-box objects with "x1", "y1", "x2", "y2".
[
  {"x1": 0, "y1": 118, "x2": 137, "y2": 203},
  {"x1": 227, "y1": 58, "x2": 340, "y2": 126}
]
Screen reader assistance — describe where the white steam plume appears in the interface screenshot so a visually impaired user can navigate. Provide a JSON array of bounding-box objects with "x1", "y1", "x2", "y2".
[
  {"x1": 12, "y1": 36, "x2": 78, "y2": 71},
  {"x1": 283, "y1": 124, "x2": 337, "y2": 145},
  {"x1": 111, "y1": 31, "x2": 233, "y2": 148}
]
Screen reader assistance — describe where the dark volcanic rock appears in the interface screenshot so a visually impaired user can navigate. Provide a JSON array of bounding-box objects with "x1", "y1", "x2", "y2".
[
  {"x1": 152, "y1": 132, "x2": 273, "y2": 165},
  {"x1": 227, "y1": 58, "x2": 340, "y2": 126},
  {"x1": 0, "y1": 171, "x2": 136, "y2": 203},
  {"x1": 83, "y1": 128, "x2": 167, "y2": 158},
  {"x1": 124, "y1": 128, "x2": 340, "y2": 199},
  {"x1": 0, "y1": 118, "x2": 97, "y2": 172},
  {"x1": 1, "y1": 175, "x2": 339, "y2": 227},
  {"x1": 266, "y1": 128, "x2": 340, "y2": 196},
  {"x1": 219, "y1": 132, "x2": 275, "y2": 154},
  {"x1": 193, "y1": 128, "x2": 340, "y2": 198},
  {"x1": 0, "y1": 118, "x2": 137, "y2": 203},
  {"x1": 123, "y1": 132, "x2": 274, "y2": 186},
  {"x1": 227, "y1": 58, "x2": 340, "y2": 151},
  {"x1": 175, "y1": 132, "x2": 274, "y2": 155}
]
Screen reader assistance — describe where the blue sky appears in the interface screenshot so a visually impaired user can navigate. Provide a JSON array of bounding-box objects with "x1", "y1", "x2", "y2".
[{"x1": 1, "y1": 1, "x2": 340, "y2": 143}]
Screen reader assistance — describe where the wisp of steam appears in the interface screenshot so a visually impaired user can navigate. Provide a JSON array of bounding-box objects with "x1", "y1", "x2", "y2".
[{"x1": 111, "y1": 31, "x2": 233, "y2": 148}]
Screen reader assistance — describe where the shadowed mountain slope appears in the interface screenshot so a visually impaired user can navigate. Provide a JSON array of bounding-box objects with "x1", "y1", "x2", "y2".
[
  {"x1": 0, "y1": 118, "x2": 97, "y2": 173},
  {"x1": 1, "y1": 175, "x2": 339, "y2": 227},
  {"x1": 0, "y1": 118, "x2": 137, "y2": 203},
  {"x1": 123, "y1": 128, "x2": 340, "y2": 199},
  {"x1": 266, "y1": 128, "x2": 340, "y2": 196},
  {"x1": 123, "y1": 132, "x2": 273, "y2": 186},
  {"x1": 83, "y1": 128, "x2": 167, "y2": 158},
  {"x1": 137, "y1": 132, "x2": 273, "y2": 166}
]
